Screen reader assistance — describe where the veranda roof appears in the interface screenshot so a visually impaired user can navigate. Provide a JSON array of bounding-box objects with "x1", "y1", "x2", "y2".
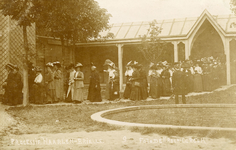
[{"x1": 99, "y1": 12, "x2": 236, "y2": 40}]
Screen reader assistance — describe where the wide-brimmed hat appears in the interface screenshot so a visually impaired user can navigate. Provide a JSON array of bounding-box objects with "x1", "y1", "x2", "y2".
[
  {"x1": 46, "y1": 62, "x2": 54, "y2": 67},
  {"x1": 5, "y1": 63, "x2": 15, "y2": 70},
  {"x1": 53, "y1": 61, "x2": 61, "y2": 67},
  {"x1": 75, "y1": 63, "x2": 83, "y2": 68},
  {"x1": 126, "y1": 61, "x2": 133, "y2": 67},
  {"x1": 103, "y1": 59, "x2": 113, "y2": 66}
]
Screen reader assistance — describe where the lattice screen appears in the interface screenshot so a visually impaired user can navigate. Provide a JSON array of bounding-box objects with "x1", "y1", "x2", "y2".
[
  {"x1": 0, "y1": 14, "x2": 10, "y2": 94},
  {"x1": 0, "y1": 14, "x2": 36, "y2": 94}
]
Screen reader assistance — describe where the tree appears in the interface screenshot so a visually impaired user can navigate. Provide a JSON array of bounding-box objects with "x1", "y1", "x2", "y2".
[
  {"x1": 139, "y1": 20, "x2": 167, "y2": 64},
  {"x1": 231, "y1": 0, "x2": 236, "y2": 14},
  {"x1": 35, "y1": 0, "x2": 111, "y2": 64},
  {"x1": 0, "y1": 0, "x2": 38, "y2": 106}
]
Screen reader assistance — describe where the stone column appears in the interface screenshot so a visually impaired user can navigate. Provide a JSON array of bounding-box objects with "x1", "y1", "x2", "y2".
[
  {"x1": 172, "y1": 41, "x2": 178, "y2": 62},
  {"x1": 225, "y1": 38, "x2": 231, "y2": 85},
  {"x1": 184, "y1": 40, "x2": 190, "y2": 60},
  {"x1": 116, "y1": 44, "x2": 124, "y2": 95}
]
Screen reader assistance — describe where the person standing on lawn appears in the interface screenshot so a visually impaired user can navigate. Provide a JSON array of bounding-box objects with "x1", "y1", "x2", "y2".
[
  {"x1": 123, "y1": 61, "x2": 133, "y2": 99},
  {"x1": 45, "y1": 62, "x2": 55, "y2": 104},
  {"x1": 53, "y1": 61, "x2": 62, "y2": 102},
  {"x1": 87, "y1": 64, "x2": 102, "y2": 102},
  {"x1": 2, "y1": 63, "x2": 16, "y2": 105},
  {"x1": 160, "y1": 63, "x2": 172, "y2": 96},
  {"x1": 33, "y1": 67, "x2": 44, "y2": 104},
  {"x1": 193, "y1": 63, "x2": 203, "y2": 92},
  {"x1": 149, "y1": 64, "x2": 159, "y2": 99},
  {"x1": 73, "y1": 63, "x2": 84, "y2": 103},
  {"x1": 66, "y1": 64, "x2": 76, "y2": 102},
  {"x1": 139, "y1": 64, "x2": 148, "y2": 100},
  {"x1": 129, "y1": 61, "x2": 142, "y2": 101},
  {"x1": 172, "y1": 62, "x2": 188, "y2": 104},
  {"x1": 28, "y1": 62, "x2": 36, "y2": 103}
]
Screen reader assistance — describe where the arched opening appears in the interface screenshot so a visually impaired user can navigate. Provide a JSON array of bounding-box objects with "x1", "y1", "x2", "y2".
[
  {"x1": 230, "y1": 39, "x2": 236, "y2": 84},
  {"x1": 190, "y1": 19, "x2": 225, "y2": 61}
]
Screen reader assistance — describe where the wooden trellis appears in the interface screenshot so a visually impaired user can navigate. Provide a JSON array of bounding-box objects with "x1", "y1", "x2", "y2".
[{"x1": 0, "y1": 14, "x2": 36, "y2": 94}]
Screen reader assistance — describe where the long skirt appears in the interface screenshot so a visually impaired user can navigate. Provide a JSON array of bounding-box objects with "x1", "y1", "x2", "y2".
[
  {"x1": 130, "y1": 85, "x2": 142, "y2": 101},
  {"x1": 187, "y1": 74, "x2": 194, "y2": 93},
  {"x1": 193, "y1": 74, "x2": 203, "y2": 92},
  {"x1": 161, "y1": 78, "x2": 172, "y2": 96},
  {"x1": 149, "y1": 77, "x2": 158, "y2": 99},
  {"x1": 73, "y1": 88, "x2": 84, "y2": 102},
  {"x1": 109, "y1": 82, "x2": 119, "y2": 100},
  {"x1": 140, "y1": 79, "x2": 148, "y2": 100},
  {"x1": 202, "y1": 74, "x2": 212, "y2": 91},
  {"x1": 55, "y1": 79, "x2": 61, "y2": 100},
  {"x1": 33, "y1": 84, "x2": 44, "y2": 104},
  {"x1": 123, "y1": 83, "x2": 132, "y2": 99}
]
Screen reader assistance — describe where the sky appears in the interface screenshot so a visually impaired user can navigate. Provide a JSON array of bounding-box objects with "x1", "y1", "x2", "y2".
[{"x1": 96, "y1": 0, "x2": 232, "y2": 23}]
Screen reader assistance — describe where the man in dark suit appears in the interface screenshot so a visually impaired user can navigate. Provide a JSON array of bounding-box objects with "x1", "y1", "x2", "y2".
[{"x1": 172, "y1": 62, "x2": 188, "y2": 104}]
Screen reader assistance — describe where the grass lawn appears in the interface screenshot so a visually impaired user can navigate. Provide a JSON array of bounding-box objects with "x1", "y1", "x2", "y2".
[
  {"x1": 105, "y1": 108, "x2": 236, "y2": 128},
  {"x1": 5, "y1": 86, "x2": 236, "y2": 140}
]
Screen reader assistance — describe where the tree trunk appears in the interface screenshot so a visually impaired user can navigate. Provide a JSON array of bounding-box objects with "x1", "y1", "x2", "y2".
[{"x1": 23, "y1": 25, "x2": 29, "y2": 106}]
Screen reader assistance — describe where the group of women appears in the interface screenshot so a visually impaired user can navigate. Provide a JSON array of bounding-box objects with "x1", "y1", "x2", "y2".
[
  {"x1": 123, "y1": 57, "x2": 226, "y2": 100},
  {"x1": 2, "y1": 56, "x2": 226, "y2": 106},
  {"x1": 28, "y1": 61, "x2": 102, "y2": 104}
]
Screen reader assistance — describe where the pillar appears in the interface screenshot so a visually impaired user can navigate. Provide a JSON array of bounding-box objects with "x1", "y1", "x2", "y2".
[
  {"x1": 172, "y1": 41, "x2": 178, "y2": 62},
  {"x1": 225, "y1": 38, "x2": 231, "y2": 85},
  {"x1": 117, "y1": 44, "x2": 124, "y2": 94},
  {"x1": 184, "y1": 40, "x2": 190, "y2": 60}
]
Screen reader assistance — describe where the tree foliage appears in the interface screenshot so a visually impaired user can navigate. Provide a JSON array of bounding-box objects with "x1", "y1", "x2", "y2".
[
  {"x1": 139, "y1": 20, "x2": 167, "y2": 64},
  {"x1": 36, "y1": 0, "x2": 111, "y2": 43},
  {"x1": 230, "y1": 0, "x2": 236, "y2": 14}
]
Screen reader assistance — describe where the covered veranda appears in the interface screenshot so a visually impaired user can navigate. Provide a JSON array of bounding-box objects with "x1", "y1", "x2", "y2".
[{"x1": 39, "y1": 10, "x2": 236, "y2": 94}]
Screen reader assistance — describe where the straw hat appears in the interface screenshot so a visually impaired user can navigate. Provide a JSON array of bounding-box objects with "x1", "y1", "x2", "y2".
[{"x1": 75, "y1": 63, "x2": 83, "y2": 68}]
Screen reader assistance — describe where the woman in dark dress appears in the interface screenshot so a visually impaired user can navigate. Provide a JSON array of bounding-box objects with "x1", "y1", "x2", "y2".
[
  {"x1": 123, "y1": 64, "x2": 133, "y2": 99},
  {"x1": 160, "y1": 65, "x2": 172, "y2": 96},
  {"x1": 139, "y1": 64, "x2": 148, "y2": 100},
  {"x1": 129, "y1": 63, "x2": 142, "y2": 101},
  {"x1": 149, "y1": 65, "x2": 159, "y2": 99},
  {"x1": 87, "y1": 65, "x2": 102, "y2": 102}
]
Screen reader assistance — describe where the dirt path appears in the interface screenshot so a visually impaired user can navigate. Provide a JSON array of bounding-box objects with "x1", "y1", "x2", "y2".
[
  {"x1": 0, "y1": 130, "x2": 236, "y2": 150},
  {"x1": 0, "y1": 104, "x2": 16, "y2": 132}
]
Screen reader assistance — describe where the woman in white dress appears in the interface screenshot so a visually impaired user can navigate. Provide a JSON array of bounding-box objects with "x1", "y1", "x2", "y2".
[{"x1": 73, "y1": 63, "x2": 84, "y2": 103}]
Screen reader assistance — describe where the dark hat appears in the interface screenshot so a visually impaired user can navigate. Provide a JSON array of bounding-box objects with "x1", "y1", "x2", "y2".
[
  {"x1": 150, "y1": 64, "x2": 157, "y2": 70},
  {"x1": 67, "y1": 63, "x2": 74, "y2": 69},
  {"x1": 35, "y1": 66, "x2": 42, "y2": 72},
  {"x1": 181, "y1": 63, "x2": 190, "y2": 68},
  {"x1": 53, "y1": 61, "x2": 61, "y2": 67}
]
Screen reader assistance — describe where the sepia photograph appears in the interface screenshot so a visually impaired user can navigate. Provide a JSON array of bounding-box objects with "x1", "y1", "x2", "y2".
[{"x1": 0, "y1": 0, "x2": 236, "y2": 149}]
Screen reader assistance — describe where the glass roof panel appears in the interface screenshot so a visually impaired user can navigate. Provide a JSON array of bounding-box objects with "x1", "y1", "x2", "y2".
[
  {"x1": 125, "y1": 25, "x2": 142, "y2": 38},
  {"x1": 135, "y1": 24, "x2": 150, "y2": 37},
  {"x1": 181, "y1": 20, "x2": 196, "y2": 35},
  {"x1": 109, "y1": 26, "x2": 121, "y2": 38},
  {"x1": 159, "y1": 22, "x2": 172, "y2": 36},
  {"x1": 170, "y1": 21, "x2": 185, "y2": 35},
  {"x1": 115, "y1": 25, "x2": 131, "y2": 39}
]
